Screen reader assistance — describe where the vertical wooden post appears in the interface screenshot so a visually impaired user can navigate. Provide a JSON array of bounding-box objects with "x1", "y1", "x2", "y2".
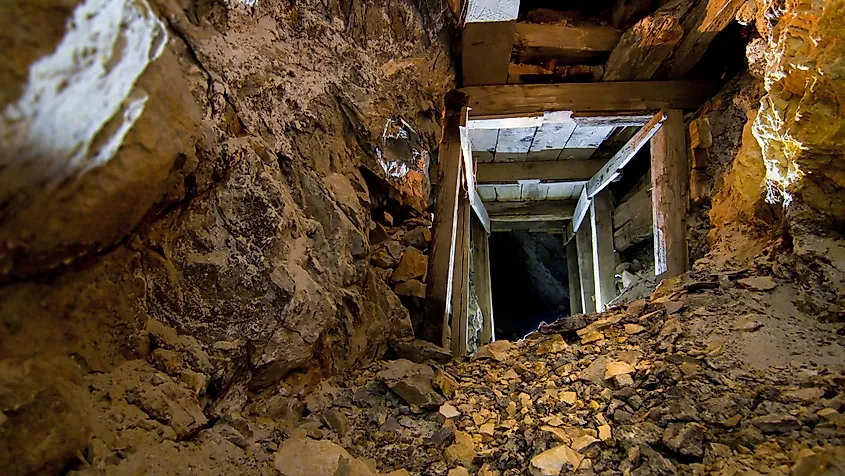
[
  {"x1": 424, "y1": 93, "x2": 466, "y2": 346},
  {"x1": 566, "y1": 240, "x2": 583, "y2": 316},
  {"x1": 472, "y1": 216, "x2": 495, "y2": 344},
  {"x1": 591, "y1": 189, "x2": 617, "y2": 310},
  {"x1": 650, "y1": 109, "x2": 689, "y2": 280},
  {"x1": 450, "y1": 188, "x2": 471, "y2": 357},
  {"x1": 576, "y1": 213, "x2": 597, "y2": 314}
]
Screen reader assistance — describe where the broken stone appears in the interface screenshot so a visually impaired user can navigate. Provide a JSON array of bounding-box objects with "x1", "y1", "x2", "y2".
[
  {"x1": 662, "y1": 422, "x2": 705, "y2": 457},
  {"x1": 560, "y1": 391, "x2": 577, "y2": 405},
  {"x1": 624, "y1": 324, "x2": 646, "y2": 335},
  {"x1": 664, "y1": 301, "x2": 685, "y2": 314},
  {"x1": 580, "y1": 330, "x2": 605, "y2": 344},
  {"x1": 750, "y1": 413, "x2": 801, "y2": 434},
  {"x1": 447, "y1": 468, "x2": 469, "y2": 476},
  {"x1": 479, "y1": 422, "x2": 495, "y2": 438},
  {"x1": 444, "y1": 430, "x2": 476, "y2": 467},
  {"x1": 732, "y1": 318, "x2": 764, "y2": 332},
  {"x1": 540, "y1": 425, "x2": 570, "y2": 443},
  {"x1": 598, "y1": 424, "x2": 612, "y2": 441},
  {"x1": 605, "y1": 361, "x2": 635, "y2": 380},
  {"x1": 434, "y1": 369, "x2": 460, "y2": 398},
  {"x1": 378, "y1": 359, "x2": 444, "y2": 410},
  {"x1": 537, "y1": 334, "x2": 567, "y2": 354},
  {"x1": 274, "y1": 436, "x2": 373, "y2": 476},
  {"x1": 389, "y1": 339, "x2": 452, "y2": 364},
  {"x1": 391, "y1": 247, "x2": 428, "y2": 283},
  {"x1": 322, "y1": 409, "x2": 350, "y2": 436},
  {"x1": 737, "y1": 276, "x2": 777, "y2": 291},
  {"x1": 473, "y1": 340, "x2": 512, "y2": 361},
  {"x1": 571, "y1": 434, "x2": 599, "y2": 451},
  {"x1": 394, "y1": 279, "x2": 426, "y2": 298},
  {"x1": 783, "y1": 387, "x2": 825, "y2": 403},
  {"x1": 403, "y1": 227, "x2": 432, "y2": 249},
  {"x1": 530, "y1": 445, "x2": 583, "y2": 476},
  {"x1": 439, "y1": 403, "x2": 460, "y2": 419},
  {"x1": 430, "y1": 426, "x2": 456, "y2": 447}
]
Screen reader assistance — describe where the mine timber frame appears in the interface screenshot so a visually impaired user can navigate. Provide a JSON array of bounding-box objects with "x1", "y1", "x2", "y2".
[{"x1": 427, "y1": 82, "x2": 700, "y2": 355}]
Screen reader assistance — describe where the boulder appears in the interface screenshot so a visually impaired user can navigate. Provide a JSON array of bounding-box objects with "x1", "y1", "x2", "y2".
[
  {"x1": 274, "y1": 437, "x2": 373, "y2": 476},
  {"x1": 391, "y1": 247, "x2": 428, "y2": 283},
  {"x1": 389, "y1": 339, "x2": 452, "y2": 364},
  {"x1": 394, "y1": 280, "x2": 426, "y2": 299},
  {"x1": 378, "y1": 359, "x2": 444, "y2": 410}
]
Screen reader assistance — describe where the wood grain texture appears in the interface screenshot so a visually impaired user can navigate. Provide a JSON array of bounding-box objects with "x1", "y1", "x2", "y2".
[
  {"x1": 514, "y1": 23, "x2": 621, "y2": 65},
  {"x1": 566, "y1": 240, "x2": 584, "y2": 315},
  {"x1": 590, "y1": 190, "x2": 617, "y2": 310},
  {"x1": 491, "y1": 221, "x2": 567, "y2": 233},
  {"x1": 486, "y1": 200, "x2": 578, "y2": 221},
  {"x1": 613, "y1": 180, "x2": 653, "y2": 252},
  {"x1": 471, "y1": 216, "x2": 495, "y2": 345},
  {"x1": 463, "y1": 80, "x2": 718, "y2": 117},
  {"x1": 576, "y1": 216, "x2": 597, "y2": 314},
  {"x1": 462, "y1": 21, "x2": 516, "y2": 86},
  {"x1": 450, "y1": 195, "x2": 471, "y2": 356},
  {"x1": 476, "y1": 159, "x2": 605, "y2": 183}
]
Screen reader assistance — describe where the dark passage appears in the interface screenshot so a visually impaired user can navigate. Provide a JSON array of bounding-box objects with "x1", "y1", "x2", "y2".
[{"x1": 489, "y1": 231, "x2": 570, "y2": 341}]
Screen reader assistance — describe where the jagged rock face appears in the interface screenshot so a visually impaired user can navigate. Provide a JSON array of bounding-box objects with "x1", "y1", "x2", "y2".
[
  {"x1": 753, "y1": 0, "x2": 845, "y2": 227},
  {"x1": 0, "y1": 1, "x2": 453, "y2": 470}
]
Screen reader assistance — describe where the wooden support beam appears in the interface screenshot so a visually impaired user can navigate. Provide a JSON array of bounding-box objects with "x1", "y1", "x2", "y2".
[
  {"x1": 591, "y1": 190, "x2": 617, "y2": 310},
  {"x1": 450, "y1": 191, "x2": 471, "y2": 356},
  {"x1": 491, "y1": 221, "x2": 567, "y2": 233},
  {"x1": 514, "y1": 23, "x2": 621, "y2": 65},
  {"x1": 650, "y1": 109, "x2": 689, "y2": 279},
  {"x1": 461, "y1": 0, "x2": 520, "y2": 86},
  {"x1": 471, "y1": 216, "x2": 495, "y2": 345},
  {"x1": 613, "y1": 175, "x2": 653, "y2": 252},
  {"x1": 566, "y1": 240, "x2": 583, "y2": 315},
  {"x1": 468, "y1": 111, "x2": 649, "y2": 129},
  {"x1": 486, "y1": 200, "x2": 577, "y2": 222},
  {"x1": 571, "y1": 188, "x2": 591, "y2": 233},
  {"x1": 463, "y1": 80, "x2": 718, "y2": 117},
  {"x1": 575, "y1": 215, "x2": 597, "y2": 314},
  {"x1": 476, "y1": 159, "x2": 605, "y2": 184},
  {"x1": 459, "y1": 107, "x2": 492, "y2": 233},
  {"x1": 424, "y1": 96, "x2": 465, "y2": 346},
  {"x1": 585, "y1": 111, "x2": 666, "y2": 198}
]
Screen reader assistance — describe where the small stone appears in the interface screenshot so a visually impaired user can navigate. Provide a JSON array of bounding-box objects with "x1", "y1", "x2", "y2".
[
  {"x1": 447, "y1": 468, "x2": 469, "y2": 476},
  {"x1": 737, "y1": 276, "x2": 777, "y2": 291},
  {"x1": 614, "y1": 373, "x2": 634, "y2": 388},
  {"x1": 624, "y1": 324, "x2": 646, "y2": 335},
  {"x1": 732, "y1": 318, "x2": 764, "y2": 332},
  {"x1": 473, "y1": 340, "x2": 512, "y2": 361},
  {"x1": 540, "y1": 425, "x2": 570, "y2": 443},
  {"x1": 580, "y1": 330, "x2": 604, "y2": 344},
  {"x1": 379, "y1": 359, "x2": 444, "y2": 410},
  {"x1": 537, "y1": 334, "x2": 567, "y2": 354},
  {"x1": 394, "y1": 280, "x2": 426, "y2": 298},
  {"x1": 444, "y1": 431, "x2": 476, "y2": 466},
  {"x1": 322, "y1": 409, "x2": 350, "y2": 436},
  {"x1": 149, "y1": 349, "x2": 185, "y2": 376},
  {"x1": 390, "y1": 339, "x2": 453, "y2": 365},
  {"x1": 430, "y1": 426, "x2": 456, "y2": 447},
  {"x1": 404, "y1": 227, "x2": 432, "y2": 249},
  {"x1": 435, "y1": 369, "x2": 460, "y2": 398},
  {"x1": 560, "y1": 391, "x2": 577, "y2": 405},
  {"x1": 662, "y1": 422, "x2": 705, "y2": 457},
  {"x1": 664, "y1": 301, "x2": 685, "y2": 314},
  {"x1": 530, "y1": 445, "x2": 583, "y2": 476},
  {"x1": 571, "y1": 434, "x2": 598, "y2": 451},
  {"x1": 605, "y1": 361, "x2": 635, "y2": 380},
  {"x1": 750, "y1": 413, "x2": 801, "y2": 434},
  {"x1": 816, "y1": 407, "x2": 841, "y2": 422},
  {"x1": 594, "y1": 425, "x2": 610, "y2": 443},
  {"x1": 480, "y1": 422, "x2": 495, "y2": 437},
  {"x1": 439, "y1": 403, "x2": 461, "y2": 419},
  {"x1": 274, "y1": 437, "x2": 374, "y2": 476}
]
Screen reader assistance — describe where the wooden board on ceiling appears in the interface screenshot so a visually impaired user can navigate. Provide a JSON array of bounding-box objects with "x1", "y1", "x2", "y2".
[
  {"x1": 476, "y1": 182, "x2": 586, "y2": 202},
  {"x1": 487, "y1": 199, "x2": 577, "y2": 221},
  {"x1": 469, "y1": 128, "x2": 498, "y2": 163},
  {"x1": 491, "y1": 221, "x2": 567, "y2": 233},
  {"x1": 495, "y1": 127, "x2": 537, "y2": 161},
  {"x1": 559, "y1": 125, "x2": 614, "y2": 160},
  {"x1": 476, "y1": 159, "x2": 605, "y2": 183},
  {"x1": 462, "y1": 80, "x2": 719, "y2": 117},
  {"x1": 527, "y1": 121, "x2": 577, "y2": 160},
  {"x1": 514, "y1": 23, "x2": 622, "y2": 65}
]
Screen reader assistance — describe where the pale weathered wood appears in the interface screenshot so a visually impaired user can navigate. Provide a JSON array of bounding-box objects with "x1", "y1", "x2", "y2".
[
  {"x1": 424, "y1": 99, "x2": 464, "y2": 345},
  {"x1": 528, "y1": 118, "x2": 577, "y2": 160},
  {"x1": 469, "y1": 111, "x2": 650, "y2": 129},
  {"x1": 471, "y1": 216, "x2": 495, "y2": 345},
  {"x1": 585, "y1": 111, "x2": 665, "y2": 198},
  {"x1": 495, "y1": 127, "x2": 537, "y2": 161},
  {"x1": 476, "y1": 159, "x2": 605, "y2": 184},
  {"x1": 566, "y1": 240, "x2": 583, "y2": 315},
  {"x1": 613, "y1": 177, "x2": 653, "y2": 252},
  {"x1": 591, "y1": 190, "x2": 617, "y2": 310},
  {"x1": 450, "y1": 192, "x2": 472, "y2": 356},
  {"x1": 572, "y1": 112, "x2": 654, "y2": 127},
  {"x1": 486, "y1": 200, "x2": 577, "y2": 222},
  {"x1": 571, "y1": 188, "x2": 591, "y2": 233},
  {"x1": 514, "y1": 23, "x2": 621, "y2": 65},
  {"x1": 576, "y1": 215, "x2": 597, "y2": 314},
  {"x1": 603, "y1": 4, "x2": 686, "y2": 81},
  {"x1": 491, "y1": 220, "x2": 567, "y2": 233},
  {"x1": 463, "y1": 80, "x2": 718, "y2": 117},
  {"x1": 689, "y1": 116, "x2": 712, "y2": 149},
  {"x1": 650, "y1": 109, "x2": 689, "y2": 279},
  {"x1": 462, "y1": 21, "x2": 517, "y2": 86},
  {"x1": 460, "y1": 107, "x2": 492, "y2": 234}
]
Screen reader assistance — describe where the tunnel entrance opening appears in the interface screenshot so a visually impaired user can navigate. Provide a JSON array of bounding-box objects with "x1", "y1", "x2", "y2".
[{"x1": 488, "y1": 231, "x2": 570, "y2": 341}]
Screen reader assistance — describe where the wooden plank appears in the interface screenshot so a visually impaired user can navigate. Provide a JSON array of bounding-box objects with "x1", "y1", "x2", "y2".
[
  {"x1": 528, "y1": 117, "x2": 577, "y2": 160},
  {"x1": 603, "y1": 4, "x2": 686, "y2": 81},
  {"x1": 518, "y1": 179, "x2": 547, "y2": 201},
  {"x1": 585, "y1": 111, "x2": 666, "y2": 198},
  {"x1": 514, "y1": 23, "x2": 621, "y2": 65},
  {"x1": 572, "y1": 112, "x2": 654, "y2": 127},
  {"x1": 450, "y1": 192, "x2": 471, "y2": 356},
  {"x1": 486, "y1": 200, "x2": 577, "y2": 221},
  {"x1": 463, "y1": 80, "x2": 718, "y2": 117},
  {"x1": 476, "y1": 159, "x2": 605, "y2": 184},
  {"x1": 545, "y1": 182, "x2": 587, "y2": 200},
  {"x1": 571, "y1": 188, "x2": 591, "y2": 232},
  {"x1": 462, "y1": 21, "x2": 517, "y2": 86},
  {"x1": 460, "y1": 108, "x2": 492, "y2": 234},
  {"x1": 491, "y1": 221, "x2": 567, "y2": 233},
  {"x1": 591, "y1": 190, "x2": 617, "y2": 310},
  {"x1": 689, "y1": 117, "x2": 711, "y2": 149},
  {"x1": 576, "y1": 215, "x2": 597, "y2": 314},
  {"x1": 560, "y1": 124, "x2": 615, "y2": 161},
  {"x1": 613, "y1": 181, "x2": 653, "y2": 252},
  {"x1": 469, "y1": 128, "x2": 499, "y2": 163},
  {"x1": 471, "y1": 216, "x2": 495, "y2": 345},
  {"x1": 566, "y1": 240, "x2": 583, "y2": 315},
  {"x1": 495, "y1": 127, "x2": 536, "y2": 161},
  {"x1": 470, "y1": 110, "x2": 630, "y2": 129},
  {"x1": 650, "y1": 109, "x2": 689, "y2": 279},
  {"x1": 492, "y1": 184, "x2": 521, "y2": 201},
  {"x1": 423, "y1": 97, "x2": 464, "y2": 346}
]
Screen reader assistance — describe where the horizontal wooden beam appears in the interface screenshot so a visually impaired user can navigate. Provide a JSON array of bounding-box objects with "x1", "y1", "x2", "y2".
[
  {"x1": 486, "y1": 200, "x2": 577, "y2": 222},
  {"x1": 463, "y1": 80, "x2": 719, "y2": 117},
  {"x1": 491, "y1": 220, "x2": 567, "y2": 233},
  {"x1": 514, "y1": 23, "x2": 621, "y2": 65},
  {"x1": 476, "y1": 159, "x2": 605, "y2": 184}
]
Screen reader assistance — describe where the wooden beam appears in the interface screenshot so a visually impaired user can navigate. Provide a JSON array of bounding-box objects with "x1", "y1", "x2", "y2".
[
  {"x1": 591, "y1": 190, "x2": 617, "y2": 310},
  {"x1": 514, "y1": 23, "x2": 621, "y2": 65},
  {"x1": 471, "y1": 216, "x2": 495, "y2": 345},
  {"x1": 566, "y1": 240, "x2": 583, "y2": 315},
  {"x1": 603, "y1": 7, "x2": 685, "y2": 81},
  {"x1": 575, "y1": 216, "x2": 597, "y2": 314},
  {"x1": 572, "y1": 112, "x2": 655, "y2": 127},
  {"x1": 424, "y1": 96, "x2": 464, "y2": 346},
  {"x1": 463, "y1": 80, "x2": 719, "y2": 117},
  {"x1": 650, "y1": 109, "x2": 689, "y2": 279},
  {"x1": 571, "y1": 188, "x2": 591, "y2": 232},
  {"x1": 486, "y1": 200, "x2": 577, "y2": 222},
  {"x1": 613, "y1": 175, "x2": 653, "y2": 252},
  {"x1": 491, "y1": 220, "x2": 567, "y2": 233},
  {"x1": 460, "y1": 107, "x2": 492, "y2": 234},
  {"x1": 476, "y1": 159, "x2": 605, "y2": 184},
  {"x1": 463, "y1": 21, "x2": 516, "y2": 86},
  {"x1": 585, "y1": 111, "x2": 666, "y2": 198},
  {"x1": 450, "y1": 192, "x2": 471, "y2": 356},
  {"x1": 468, "y1": 111, "x2": 644, "y2": 129}
]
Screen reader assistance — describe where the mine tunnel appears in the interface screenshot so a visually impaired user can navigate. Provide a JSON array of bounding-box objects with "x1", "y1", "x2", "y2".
[{"x1": 4, "y1": 0, "x2": 845, "y2": 474}]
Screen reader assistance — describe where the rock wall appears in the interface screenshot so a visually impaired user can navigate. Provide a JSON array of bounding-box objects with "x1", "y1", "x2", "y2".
[{"x1": 0, "y1": 0, "x2": 454, "y2": 472}]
